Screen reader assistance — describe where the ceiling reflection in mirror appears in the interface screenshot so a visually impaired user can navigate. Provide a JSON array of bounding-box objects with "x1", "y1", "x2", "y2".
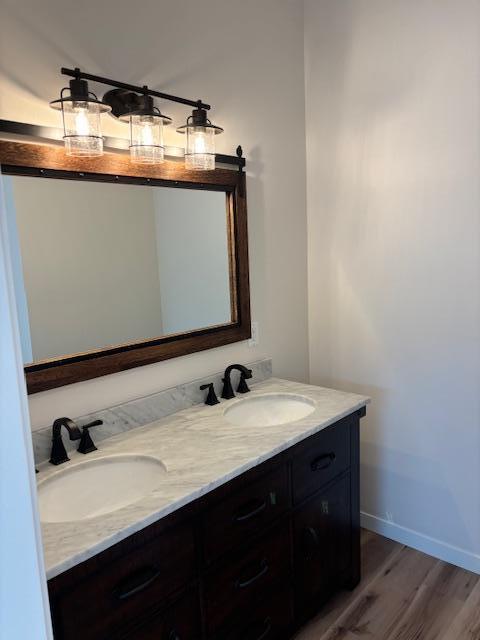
[{"x1": 4, "y1": 176, "x2": 233, "y2": 365}]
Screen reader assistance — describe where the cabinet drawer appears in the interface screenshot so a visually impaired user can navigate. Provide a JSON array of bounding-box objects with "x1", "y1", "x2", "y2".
[
  {"x1": 292, "y1": 418, "x2": 350, "y2": 504},
  {"x1": 120, "y1": 589, "x2": 201, "y2": 640},
  {"x1": 214, "y1": 584, "x2": 294, "y2": 640},
  {"x1": 204, "y1": 522, "x2": 290, "y2": 636},
  {"x1": 202, "y1": 464, "x2": 289, "y2": 563},
  {"x1": 52, "y1": 522, "x2": 196, "y2": 640}
]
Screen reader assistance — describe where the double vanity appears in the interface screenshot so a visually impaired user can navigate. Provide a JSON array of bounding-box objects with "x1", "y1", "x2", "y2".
[
  {"x1": 37, "y1": 375, "x2": 369, "y2": 640},
  {"x1": 3, "y1": 136, "x2": 368, "y2": 639}
]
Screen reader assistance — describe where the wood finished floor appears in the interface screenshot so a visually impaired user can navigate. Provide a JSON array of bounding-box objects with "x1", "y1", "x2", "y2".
[{"x1": 295, "y1": 530, "x2": 480, "y2": 640}]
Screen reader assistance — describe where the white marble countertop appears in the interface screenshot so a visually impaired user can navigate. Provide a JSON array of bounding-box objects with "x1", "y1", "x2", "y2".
[{"x1": 37, "y1": 378, "x2": 370, "y2": 580}]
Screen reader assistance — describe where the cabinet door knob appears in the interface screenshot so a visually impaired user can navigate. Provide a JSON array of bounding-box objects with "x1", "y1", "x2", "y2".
[{"x1": 301, "y1": 526, "x2": 320, "y2": 560}]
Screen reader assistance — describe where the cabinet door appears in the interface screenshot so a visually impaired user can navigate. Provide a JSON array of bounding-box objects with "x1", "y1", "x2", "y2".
[
  {"x1": 202, "y1": 464, "x2": 290, "y2": 564},
  {"x1": 204, "y1": 522, "x2": 290, "y2": 636},
  {"x1": 215, "y1": 584, "x2": 294, "y2": 640},
  {"x1": 51, "y1": 522, "x2": 196, "y2": 640},
  {"x1": 293, "y1": 474, "x2": 351, "y2": 618}
]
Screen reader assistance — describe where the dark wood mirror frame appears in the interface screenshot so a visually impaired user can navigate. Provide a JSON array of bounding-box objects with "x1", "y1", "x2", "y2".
[{"x1": 0, "y1": 140, "x2": 251, "y2": 394}]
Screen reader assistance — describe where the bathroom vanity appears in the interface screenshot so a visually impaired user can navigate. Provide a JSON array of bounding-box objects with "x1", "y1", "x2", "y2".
[{"x1": 41, "y1": 378, "x2": 368, "y2": 640}]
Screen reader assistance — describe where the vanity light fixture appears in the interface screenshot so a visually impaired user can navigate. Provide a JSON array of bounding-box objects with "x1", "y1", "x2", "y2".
[
  {"x1": 50, "y1": 68, "x2": 225, "y2": 169},
  {"x1": 177, "y1": 103, "x2": 224, "y2": 171},
  {"x1": 50, "y1": 74, "x2": 111, "y2": 158}
]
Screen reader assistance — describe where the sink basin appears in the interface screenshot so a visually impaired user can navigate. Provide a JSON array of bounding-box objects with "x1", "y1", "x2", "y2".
[
  {"x1": 38, "y1": 454, "x2": 167, "y2": 523},
  {"x1": 224, "y1": 393, "x2": 315, "y2": 427}
]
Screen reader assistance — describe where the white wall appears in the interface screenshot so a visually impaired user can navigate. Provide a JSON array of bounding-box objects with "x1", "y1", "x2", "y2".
[
  {"x1": 0, "y1": 172, "x2": 52, "y2": 639},
  {"x1": 305, "y1": 0, "x2": 480, "y2": 569},
  {"x1": 0, "y1": 0, "x2": 309, "y2": 430},
  {"x1": 4, "y1": 177, "x2": 33, "y2": 363},
  {"x1": 154, "y1": 188, "x2": 231, "y2": 334}
]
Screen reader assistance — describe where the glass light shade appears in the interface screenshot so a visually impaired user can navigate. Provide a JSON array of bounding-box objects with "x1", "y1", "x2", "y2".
[
  {"x1": 129, "y1": 115, "x2": 164, "y2": 164},
  {"x1": 185, "y1": 126, "x2": 216, "y2": 170},
  {"x1": 61, "y1": 100, "x2": 105, "y2": 157}
]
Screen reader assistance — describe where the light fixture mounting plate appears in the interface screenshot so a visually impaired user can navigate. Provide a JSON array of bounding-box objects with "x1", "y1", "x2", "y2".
[{"x1": 102, "y1": 88, "x2": 143, "y2": 119}]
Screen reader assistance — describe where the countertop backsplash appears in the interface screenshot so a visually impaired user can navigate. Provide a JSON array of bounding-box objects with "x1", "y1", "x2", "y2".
[{"x1": 32, "y1": 358, "x2": 272, "y2": 464}]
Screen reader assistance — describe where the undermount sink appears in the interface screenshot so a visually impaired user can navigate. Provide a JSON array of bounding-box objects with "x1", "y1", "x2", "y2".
[
  {"x1": 224, "y1": 393, "x2": 315, "y2": 427},
  {"x1": 38, "y1": 454, "x2": 167, "y2": 523}
]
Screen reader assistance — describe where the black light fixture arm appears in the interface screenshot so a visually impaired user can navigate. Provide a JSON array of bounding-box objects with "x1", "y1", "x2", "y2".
[{"x1": 61, "y1": 67, "x2": 211, "y2": 111}]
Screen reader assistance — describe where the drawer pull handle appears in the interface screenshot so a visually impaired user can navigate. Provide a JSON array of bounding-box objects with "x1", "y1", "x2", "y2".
[
  {"x1": 310, "y1": 452, "x2": 336, "y2": 472},
  {"x1": 248, "y1": 616, "x2": 272, "y2": 640},
  {"x1": 235, "y1": 558, "x2": 269, "y2": 589},
  {"x1": 114, "y1": 566, "x2": 161, "y2": 601},
  {"x1": 234, "y1": 499, "x2": 267, "y2": 523}
]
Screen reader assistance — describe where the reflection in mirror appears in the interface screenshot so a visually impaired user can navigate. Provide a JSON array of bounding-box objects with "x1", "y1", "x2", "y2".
[{"x1": 4, "y1": 176, "x2": 233, "y2": 364}]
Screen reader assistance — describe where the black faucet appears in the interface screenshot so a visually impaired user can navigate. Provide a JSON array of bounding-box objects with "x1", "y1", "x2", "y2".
[
  {"x1": 49, "y1": 417, "x2": 82, "y2": 465},
  {"x1": 221, "y1": 364, "x2": 253, "y2": 400}
]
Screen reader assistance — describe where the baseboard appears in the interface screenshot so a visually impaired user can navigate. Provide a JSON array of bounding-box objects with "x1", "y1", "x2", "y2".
[{"x1": 361, "y1": 511, "x2": 480, "y2": 575}]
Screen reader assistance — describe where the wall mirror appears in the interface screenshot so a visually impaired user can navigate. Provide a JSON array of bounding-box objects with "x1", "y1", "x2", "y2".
[{"x1": 1, "y1": 140, "x2": 250, "y2": 393}]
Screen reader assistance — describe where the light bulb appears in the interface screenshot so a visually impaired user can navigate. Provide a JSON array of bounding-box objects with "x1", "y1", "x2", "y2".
[
  {"x1": 139, "y1": 119, "x2": 154, "y2": 146},
  {"x1": 192, "y1": 130, "x2": 207, "y2": 154},
  {"x1": 73, "y1": 106, "x2": 91, "y2": 137}
]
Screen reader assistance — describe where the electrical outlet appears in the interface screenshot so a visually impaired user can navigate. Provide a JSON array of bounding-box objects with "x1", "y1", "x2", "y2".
[
  {"x1": 386, "y1": 511, "x2": 394, "y2": 523},
  {"x1": 248, "y1": 321, "x2": 259, "y2": 347}
]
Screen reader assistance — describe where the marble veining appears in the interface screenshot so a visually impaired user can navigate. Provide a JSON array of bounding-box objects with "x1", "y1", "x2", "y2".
[
  {"x1": 32, "y1": 358, "x2": 272, "y2": 463},
  {"x1": 37, "y1": 377, "x2": 370, "y2": 580}
]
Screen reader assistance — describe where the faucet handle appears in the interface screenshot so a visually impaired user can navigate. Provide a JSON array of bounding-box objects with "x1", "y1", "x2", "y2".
[
  {"x1": 237, "y1": 370, "x2": 252, "y2": 394},
  {"x1": 77, "y1": 420, "x2": 103, "y2": 454},
  {"x1": 83, "y1": 419, "x2": 103, "y2": 430},
  {"x1": 200, "y1": 383, "x2": 219, "y2": 406}
]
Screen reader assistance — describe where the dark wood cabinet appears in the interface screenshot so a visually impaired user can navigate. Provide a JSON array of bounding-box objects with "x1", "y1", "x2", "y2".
[
  {"x1": 293, "y1": 473, "x2": 351, "y2": 619},
  {"x1": 204, "y1": 521, "x2": 290, "y2": 636},
  {"x1": 50, "y1": 521, "x2": 196, "y2": 640},
  {"x1": 48, "y1": 409, "x2": 364, "y2": 639},
  {"x1": 202, "y1": 464, "x2": 290, "y2": 564},
  {"x1": 292, "y1": 416, "x2": 350, "y2": 504},
  {"x1": 216, "y1": 584, "x2": 294, "y2": 640},
  {"x1": 120, "y1": 590, "x2": 201, "y2": 640}
]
